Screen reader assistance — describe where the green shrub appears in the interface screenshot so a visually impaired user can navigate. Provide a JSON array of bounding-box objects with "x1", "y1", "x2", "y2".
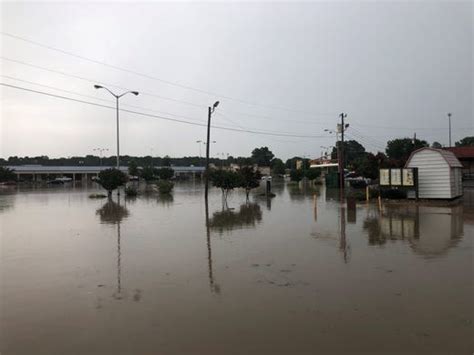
[
  {"x1": 157, "y1": 167, "x2": 174, "y2": 180},
  {"x1": 89, "y1": 193, "x2": 107, "y2": 199},
  {"x1": 289, "y1": 169, "x2": 304, "y2": 182},
  {"x1": 304, "y1": 168, "x2": 321, "y2": 180},
  {"x1": 98, "y1": 169, "x2": 127, "y2": 195},
  {"x1": 141, "y1": 166, "x2": 157, "y2": 182},
  {"x1": 158, "y1": 180, "x2": 174, "y2": 194},
  {"x1": 125, "y1": 185, "x2": 138, "y2": 197}
]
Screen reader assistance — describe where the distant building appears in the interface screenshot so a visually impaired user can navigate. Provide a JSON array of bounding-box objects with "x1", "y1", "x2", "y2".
[
  {"x1": 444, "y1": 147, "x2": 474, "y2": 179},
  {"x1": 405, "y1": 148, "x2": 463, "y2": 199},
  {"x1": 257, "y1": 166, "x2": 271, "y2": 176}
]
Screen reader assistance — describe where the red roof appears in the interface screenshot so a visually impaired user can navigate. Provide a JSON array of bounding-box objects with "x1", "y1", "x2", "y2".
[{"x1": 444, "y1": 147, "x2": 474, "y2": 159}]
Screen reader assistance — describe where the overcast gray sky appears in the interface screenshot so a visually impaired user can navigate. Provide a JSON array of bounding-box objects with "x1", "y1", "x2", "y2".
[{"x1": 1, "y1": 1, "x2": 472, "y2": 160}]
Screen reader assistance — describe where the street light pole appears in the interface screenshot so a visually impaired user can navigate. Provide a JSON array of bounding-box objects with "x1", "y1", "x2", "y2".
[
  {"x1": 94, "y1": 85, "x2": 139, "y2": 170},
  {"x1": 205, "y1": 101, "x2": 219, "y2": 195},
  {"x1": 447, "y1": 113, "x2": 452, "y2": 147},
  {"x1": 116, "y1": 96, "x2": 120, "y2": 168}
]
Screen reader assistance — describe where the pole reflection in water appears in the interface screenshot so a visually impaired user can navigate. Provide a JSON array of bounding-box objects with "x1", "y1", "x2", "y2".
[
  {"x1": 313, "y1": 193, "x2": 317, "y2": 222},
  {"x1": 204, "y1": 192, "x2": 220, "y2": 294},
  {"x1": 347, "y1": 197, "x2": 357, "y2": 224},
  {"x1": 114, "y1": 220, "x2": 123, "y2": 300},
  {"x1": 339, "y1": 204, "x2": 349, "y2": 263},
  {"x1": 96, "y1": 196, "x2": 129, "y2": 300}
]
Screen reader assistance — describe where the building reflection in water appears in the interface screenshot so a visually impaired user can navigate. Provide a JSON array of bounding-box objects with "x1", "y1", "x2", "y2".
[
  {"x1": 96, "y1": 197, "x2": 130, "y2": 300},
  {"x1": 363, "y1": 205, "x2": 464, "y2": 258}
]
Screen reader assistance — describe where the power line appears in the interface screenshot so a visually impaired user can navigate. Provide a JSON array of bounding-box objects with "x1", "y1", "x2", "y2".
[
  {"x1": 348, "y1": 131, "x2": 385, "y2": 150},
  {"x1": 350, "y1": 119, "x2": 471, "y2": 131},
  {"x1": 1, "y1": 57, "x2": 207, "y2": 108},
  {"x1": 0, "y1": 74, "x2": 209, "y2": 124},
  {"x1": 1, "y1": 57, "x2": 337, "y2": 127},
  {"x1": 349, "y1": 126, "x2": 387, "y2": 147},
  {"x1": 345, "y1": 132, "x2": 385, "y2": 151},
  {"x1": 1, "y1": 31, "x2": 337, "y2": 116},
  {"x1": 1, "y1": 82, "x2": 330, "y2": 139},
  {"x1": 345, "y1": 133, "x2": 384, "y2": 151},
  {"x1": 1, "y1": 75, "x2": 316, "y2": 133}
]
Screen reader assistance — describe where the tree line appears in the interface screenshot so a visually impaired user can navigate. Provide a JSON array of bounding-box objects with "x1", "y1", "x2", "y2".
[{"x1": 1, "y1": 136, "x2": 472, "y2": 183}]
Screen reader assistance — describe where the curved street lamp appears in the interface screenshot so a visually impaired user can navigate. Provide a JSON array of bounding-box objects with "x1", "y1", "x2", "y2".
[{"x1": 94, "y1": 85, "x2": 139, "y2": 169}]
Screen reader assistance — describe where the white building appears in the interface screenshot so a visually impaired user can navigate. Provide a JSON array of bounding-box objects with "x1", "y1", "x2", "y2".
[{"x1": 405, "y1": 148, "x2": 463, "y2": 199}]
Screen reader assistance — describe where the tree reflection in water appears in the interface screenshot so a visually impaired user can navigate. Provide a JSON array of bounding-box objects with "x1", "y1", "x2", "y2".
[
  {"x1": 96, "y1": 198, "x2": 130, "y2": 300},
  {"x1": 138, "y1": 191, "x2": 174, "y2": 207},
  {"x1": 96, "y1": 198, "x2": 130, "y2": 225},
  {"x1": 208, "y1": 203, "x2": 263, "y2": 234},
  {"x1": 288, "y1": 181, "x2": 322, "y2": 202}
]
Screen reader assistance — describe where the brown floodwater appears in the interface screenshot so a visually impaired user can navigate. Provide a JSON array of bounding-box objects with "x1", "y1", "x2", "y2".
[{"x1": 1, "y1": 182, "x2": 472, "y2": 354}]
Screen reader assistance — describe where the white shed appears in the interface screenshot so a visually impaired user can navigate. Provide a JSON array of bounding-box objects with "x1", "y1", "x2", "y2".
[{"x1": 405, "y1": 148, "x2": 463, "y2": 199}]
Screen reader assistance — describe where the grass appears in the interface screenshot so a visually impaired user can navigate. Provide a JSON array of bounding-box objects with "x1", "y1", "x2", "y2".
[{"x1": 89, "y1": 193, "x2": 107, "y2": 199}]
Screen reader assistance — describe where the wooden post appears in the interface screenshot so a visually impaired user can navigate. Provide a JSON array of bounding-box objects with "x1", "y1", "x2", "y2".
[{"x1": 366, "y1": 186, "x2": 370, "y2": 202}]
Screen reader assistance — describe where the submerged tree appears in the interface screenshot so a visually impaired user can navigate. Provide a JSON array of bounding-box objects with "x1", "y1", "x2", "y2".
[
  {"x1": 304, "y1": 168, "x2": 321, "y2": 181},
  {"x1": 210, "y1": 169, "x2": 242, "y2": 202},
  {"x1": 156, "y1": 167, "x2": 174, "y2": 180},
  {"x1": 128, "y1": 159, "x2": 139, "y2": 177},
  {"x1": 98, "y1": 168, "x2": 127, "y2": 196},
  {"x1": 270, "y1": 158, "x2": 286, "y2": 176},
  {"x1": 239, "y1": 166, "x2": 261, "y2": 201},
  {"x1": 289, "y1": 168, "x2": 304, "y2": 182},
  {"x1": 141, "y1": 166, "x2": 157, "y2": 182}
]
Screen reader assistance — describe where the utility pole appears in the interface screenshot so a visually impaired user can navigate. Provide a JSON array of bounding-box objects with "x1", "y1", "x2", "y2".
[
  {"x1": 338, "y1": 113, "x2": 347, "y2": 193},
  {"x1": 205, "y1": 101, "x2": 219, "y2": 195},
  {"x1": 447, "y1": 113, "x2": 452, "y2": 147}
]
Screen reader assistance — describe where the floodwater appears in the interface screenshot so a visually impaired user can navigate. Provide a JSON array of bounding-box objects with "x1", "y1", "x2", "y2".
[{"x1": 1, "y1": 181, "x2": 472, "y2": 354}]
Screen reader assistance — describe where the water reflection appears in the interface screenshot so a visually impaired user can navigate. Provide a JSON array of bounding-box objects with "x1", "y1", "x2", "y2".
[
  {"x1": 208, "y1": 203, "x2": 263, "y2": 234},
  {"x1": 96, "y1": 198, "x2": 130, "y2": 300},
  {"x1": 204, "y1": 194, "x2": 220, "y2": 294},
  {"x1": 288, "y1": 181, "x2": 322, "y2": 202},
  {"x1": 138, "y1": 192, "x2": 174, "y2": 207},
  {"x1": 311, "y1": 192, "x2": 350, "y2": 263},
  {"x1": 96, "y1": 199, "x2": 130, "y2": 224},
  {"x1": 0, "y1": 195, "x2": 15, "y2": 214},
  {"x1": 363, "y1": 205, "x2": 464, "y2": 258},
  {"x1": 203, "y1": 193, "x2": 264, "y2": 294}
]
